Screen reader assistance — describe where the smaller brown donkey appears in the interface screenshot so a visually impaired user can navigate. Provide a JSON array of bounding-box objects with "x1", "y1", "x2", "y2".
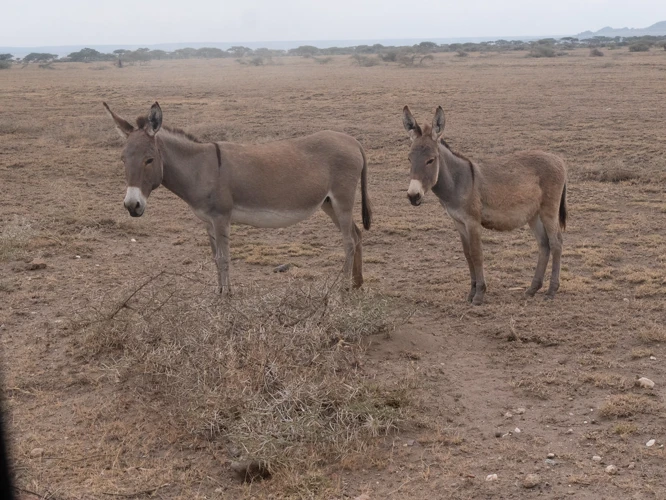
[
  {"x1": 105, "y1": 102, "x2": 371, "y2": 293},
  {"x1": 402, "y1": 106, "x2": 567, "y2": 305}
]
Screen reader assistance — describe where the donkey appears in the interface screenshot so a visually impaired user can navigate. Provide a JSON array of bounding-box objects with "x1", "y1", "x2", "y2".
[
  {"x1": 402, "y1": 106, "x2": 567, "y2": 305},
  {"x1": 104, "y1": 102, "x2": 371, "y2": 293}
]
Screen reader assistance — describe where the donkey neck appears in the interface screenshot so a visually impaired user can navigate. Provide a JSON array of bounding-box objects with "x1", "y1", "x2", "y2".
[
  {"x1": 157, "y1": 130, "x2": 217, "y2": 202},
  {"x1": 431, "y1": 142, "x2": 474, "y2": 204}
]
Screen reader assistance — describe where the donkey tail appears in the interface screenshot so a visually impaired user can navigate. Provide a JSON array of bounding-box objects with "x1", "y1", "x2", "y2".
[
  {"x1": 559, "y1": 183, "x2": 567, "y2": 231},
  {"x1": 360, "y1": 147, "x2": 372, "y2": 230}
]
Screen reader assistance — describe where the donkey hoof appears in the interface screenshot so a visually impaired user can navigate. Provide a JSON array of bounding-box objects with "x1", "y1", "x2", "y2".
[
  {"x1": 544, "y1": 292, "x2": 556, "y2": 300},
  {"x1": 525, "y1": 288, "x2": 538, "y2": 298},
  {"x1": 471, "y1": 296, "x2": 484, "y2": 306}
]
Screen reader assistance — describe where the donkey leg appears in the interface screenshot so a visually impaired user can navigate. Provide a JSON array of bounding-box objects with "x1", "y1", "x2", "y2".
[
  {"x1": 205, "y1": 222, "x2": 217, "y2": 256},
  {"x1": 211, "y1": 216, "x2": 231, "y2": 295},
  {"x1": 468, "y1": 224, "x2": 487, "y2": 305},
  {"x1": 545, "y1": 223, "x2": 563, "y2": 299},
  {"x1": 322, "y1": 200, "x2": 358, "y2": 288},
  {"x1": 351, "y1": 223, "x2": 363, "y2": 288},
  {"x1": 526, "y1": 215, "x2": 550, "y2": 297},
  {"x1": 454, "y1": 221, "x2": 476, "y2": 302}
]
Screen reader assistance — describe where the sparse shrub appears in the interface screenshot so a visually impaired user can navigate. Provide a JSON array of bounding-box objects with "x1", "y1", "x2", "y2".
[
  {"x1": 528, "y1": 46, "x2": 557, "y2": 58},
  {"x1": 629, "y1": 43, "x2": 650, "y2": 52},
  {"x1": 351, "y1": 54, "x2": 380, "y2": 67},
  {"x1": 235, "y1": 58, "x2": 247, "y2": 65},
  {"x1": 78, "y1": 274, "x2": 411, "y2": 483},
  {"x1": 456, "y1": 50, "x2": 469, "y2": 57},
  {"x1": 313, "y1": 56, "x2": 333, "y2": 64},
  {"x1": 248, "y1": 56, "x2": 264, "y2": 66},
  {"x1": 397, "y1": 54, "x2": 417, "y2": 66},
  {"x1": 38, "y1": 62, "x2": 55, "y2": 69},
  {"x1": 590, "y1": 48, "x2": 604, "y2": 57},
  {"x1": 419, "y1": 54, "x2": 434, "y2": 65},
  {"x1": 380, "y1": 51, "x2": 398, "y2": 62},
  {"x1": 0, "y1": 61, "x2": 11, "y2": 70}
]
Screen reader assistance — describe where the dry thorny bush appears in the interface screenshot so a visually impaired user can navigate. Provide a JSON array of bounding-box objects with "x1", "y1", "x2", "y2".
[{"x1": 76, "y1": 271, "x2": 413, "y2": 478}]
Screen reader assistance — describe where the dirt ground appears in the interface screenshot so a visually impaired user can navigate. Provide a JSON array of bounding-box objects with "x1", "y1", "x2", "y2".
[{"x1": 1, "y1": 48, "x2": 665, "y2": 499}]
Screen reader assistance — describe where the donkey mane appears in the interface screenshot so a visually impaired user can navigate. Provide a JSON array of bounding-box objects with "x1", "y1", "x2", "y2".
[
  {"x1": 440, "y1": 138, "x2": 475, "y2": 182},
  {"x1": 135, "y1": 116, "x2": 204, "y2": 143}
]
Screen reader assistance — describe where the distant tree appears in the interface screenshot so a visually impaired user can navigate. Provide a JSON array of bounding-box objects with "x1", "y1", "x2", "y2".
[
  {"x1": 196, "y1": 47, "x2": 225, "y2": 58},
  {"x1": 173, "y1": 47, "x2": 197, "y2": 59},
  {"x1": 23, "y1": 52, "x2": 58, "y2": 63},
  {"x1": 227, "y1": 46, "x2": 252, "y2": 57},
  {"x1": 67, "y1": 48, "x2": 111, "y2": 62},
  {"x1": 148, "y1": 49, "x2": 168, "y2": 60},
  {"x1": 0, "y1": 54, "x2": 13, "y2": 61},
  {"x1": 417, "y1": 41, "x2": 438, "y2": 52}
]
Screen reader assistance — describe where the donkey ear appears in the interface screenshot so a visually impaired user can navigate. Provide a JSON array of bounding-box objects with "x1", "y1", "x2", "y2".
[
  {"x1": 147, "y1": 102, "x2": 163, "y2": 136},
  {"x1": 402, "y1": 106, "x2": 422, "y2": 141},
  {"x1": 432, "y1": 106, "x2": 445, "y2": 140},
  {"x1": 103, "y1": 102, "x2": 134, "y2": 138}
]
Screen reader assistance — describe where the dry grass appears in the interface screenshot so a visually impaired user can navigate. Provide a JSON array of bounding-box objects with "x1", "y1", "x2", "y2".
[
  {"x1": 0, "y1": 216, "x2": 35, "y2": 262},
  {"x1": 78, "y1": 272, "x2": 409, "y2": 492},
  {"x1": 599, "y1": 394, "x2": 661, "y2": 419}
]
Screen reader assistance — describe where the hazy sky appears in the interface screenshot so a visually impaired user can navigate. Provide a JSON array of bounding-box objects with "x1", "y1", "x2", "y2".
[{"x1": 2, "y1": 0, "x2": 665, "y2": 46}]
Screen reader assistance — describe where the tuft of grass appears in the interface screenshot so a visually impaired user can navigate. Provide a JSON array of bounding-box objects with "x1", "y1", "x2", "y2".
[
  {"x1": 590, "y1": 48, "x2": 604, "y2": 57},
  {"x1": 612, "y1": 422, "x2": 638, "y2": 435},
  {"x1": 599, "y1": 394, "x2": 661, "y2": 419},
  {"x1": 79, "y1": 273, "x2": 409, "y2": 488},
  {"x1": 583, "y1": 168, "x2": 639, "y2": 183},
  {"x1": 313, "y1": 56, "x2": 333, "y2": 65},
  {"x1": 0, "y1": 216, "x2": 35, "y2": 262}
]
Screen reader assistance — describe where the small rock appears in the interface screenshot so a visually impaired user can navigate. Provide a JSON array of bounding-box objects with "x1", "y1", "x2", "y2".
[
  {"x1": 514, "y1": 427, "x2": 521, "y2": 434},
  {"x1": 273, "y1": 263, "x2": 291, "y2": 273},
  {"x1": 544, "y1": 459, "x2": 557, "y2": 466},
  {"x1": 28, "y1": 259, "x2": 47, "y2": 270},
  {"x1": 646, "y1": 439, "x2": 656, "y2": 447},
  {"x1": 494, "y1": 430, "x2": 502, "y2": 438},
  {"x1": 605, "y1": 465, "x2": 618, "y2": 475},
  {"x1": 650, "y1": 356, "x2": 657, "y2": 361},
  {"x1": 406, "y1": 439, "x2": 415, "y2": 447},
  {"x1": 592, "y1": 455, "x2": 602, "y2": 462},
  {"x1": 628, "y1": 462, "x2": 636, "y2": 470},
  {"x1": 354, "y1": 495, "x2": 371, "y2": 500},
  {"x1": 504, "y1": 412, "x2": 513, "y2": 418},
  {"x1": 515, "y1": 407, "x2": 526, "y2": 415},
  {"x1": 30, "y1": 448, "x2": 44, "y2": 458},
  {"x1": 130, "y1": 238, "x2": 136, "y2": 242},
  {"x1": 75, "y1": 255, "x2": 81, "y2": 259},
  {"x1": 636, "y1": 377, "x2": 655, "y2": 389},
  {"x1": 547, "y1": 453, "x2": 555, "y2": 459},
  {"x1": 486, "y1": 473, "x2": 498, "y2": 481},
  {"x1": 566, "y1": 428, "x2": 574, "y2": 434},
  {"x1": 523, "y1": 473, "x2": 541, "y2": 489},
  {"x1": 230, "y1": 460, "x2": 271, "y2": 482}
]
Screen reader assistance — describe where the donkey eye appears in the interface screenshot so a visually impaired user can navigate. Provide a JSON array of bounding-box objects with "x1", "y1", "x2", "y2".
[
  {"x1": 145, "y1": 158, "x2": 154, "y2": 165},
  {"x1": 426, "y1": 158, "x2": 435, "y2": 165}
]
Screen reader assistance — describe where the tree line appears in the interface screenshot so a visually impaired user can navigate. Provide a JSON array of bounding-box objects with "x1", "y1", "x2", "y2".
[{"x1": 2, "y1": 34, "x2": 665, "y2": 67}]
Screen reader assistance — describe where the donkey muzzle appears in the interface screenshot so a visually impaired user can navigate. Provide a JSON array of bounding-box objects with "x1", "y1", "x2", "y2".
[
  {"x1": 408, "y1": 192, "x2": 423, "y2": 206},
  {"x1": 124, "y1": 187, "x2": 146, "y2": 217},
  {"x1": 407, "y1": 179, "x2": 424, "y2": 206}
]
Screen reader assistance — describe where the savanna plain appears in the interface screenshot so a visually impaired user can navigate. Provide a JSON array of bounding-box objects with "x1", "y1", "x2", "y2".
[{"x1": 1, "y1": 48, "x2": 665, "y2": 499}]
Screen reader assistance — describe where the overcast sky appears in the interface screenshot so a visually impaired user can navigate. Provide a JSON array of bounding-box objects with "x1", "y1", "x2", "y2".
[{"x1": 2, "y1": 0, "x2": 665, "y2": 47}]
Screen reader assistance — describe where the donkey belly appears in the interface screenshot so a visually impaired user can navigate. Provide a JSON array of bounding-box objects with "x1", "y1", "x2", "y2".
[
  {"x1": 481, "y1": 206, "x2": 535, "y2": 231},
  {"x1": 231, "y1": 205, "x2": 319, "y2": 228}
]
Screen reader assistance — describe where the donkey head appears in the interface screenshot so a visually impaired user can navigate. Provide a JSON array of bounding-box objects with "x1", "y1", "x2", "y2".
[
  {"x1": 402, "y1": 106, "x2": 445, "y2": 206},
  {"x1": 103, "y1": 102, "x2": 164, "y2": 217}
]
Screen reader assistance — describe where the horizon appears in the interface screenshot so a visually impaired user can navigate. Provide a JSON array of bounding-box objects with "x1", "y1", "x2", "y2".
[{"x1": 2, "y1": 0, "x2": 666, "y2": 48}]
